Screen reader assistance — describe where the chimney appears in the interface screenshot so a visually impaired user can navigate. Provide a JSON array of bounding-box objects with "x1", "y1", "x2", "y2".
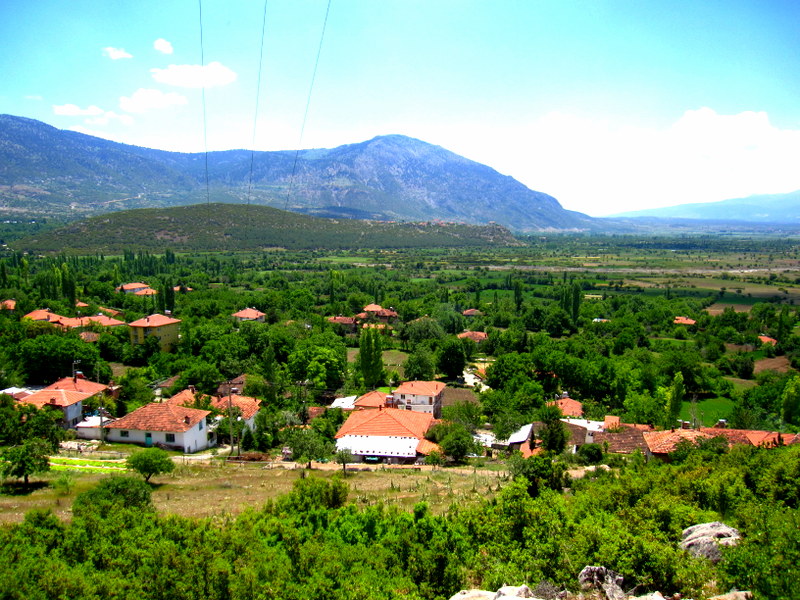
[
  {"x1": 188, "y1": 384, "x2": 195, "y2": 393},
  {"x1": 184, "y1": 416, "x2": 190, "y2": 424},
  {"x1": 75, "y1": 371, "x2": 85, "y2": 380}
]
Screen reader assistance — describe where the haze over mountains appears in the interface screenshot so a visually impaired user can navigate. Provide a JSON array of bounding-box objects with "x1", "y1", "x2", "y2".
[
  {"x1": 0, "y1": 114, "x2": 595, "y2": 232},
  {"x1": 614, "y1": 190, "x2": 800, "y2": 224}
]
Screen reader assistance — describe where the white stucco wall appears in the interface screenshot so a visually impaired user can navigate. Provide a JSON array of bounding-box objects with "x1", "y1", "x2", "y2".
[{"x1": 106, "y1": 418, "x2": 212, "y2": 453}]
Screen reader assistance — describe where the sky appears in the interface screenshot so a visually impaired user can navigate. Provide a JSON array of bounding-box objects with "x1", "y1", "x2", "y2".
[{"x1": 2, "y1": 0, "x2": 800, "y2": 216}]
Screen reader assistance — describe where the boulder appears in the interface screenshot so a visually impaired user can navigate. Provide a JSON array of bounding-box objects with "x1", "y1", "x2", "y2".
[
  {"x1": 681, "y1": 522, "x2": 741, "y2": 563},
  {"x1": 449, "y1": 591, "x2": 495, "y2": 600},
  {"x1": 709, "y1": 592, "x2": 753, "y2": 600},
  {"x1": 578, "y1": 565, "x2": 625, "y2": 600},
  {"x1": 494, "y1": 585, "x2": 534, "y2": 598}
]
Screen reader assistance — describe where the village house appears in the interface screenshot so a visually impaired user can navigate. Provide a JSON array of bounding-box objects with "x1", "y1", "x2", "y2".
[
  {"x1": 104, "y1": 402, "x2": 212, "y2": 453},
  {"x1": 117, "y1": 282, "x2": 155, "y2": 295},
  {"x1": 360, "y1": 304, "x2": 398, "y2": 324},
  {"x1": 355, "y1": 390, "x2": 392, "y2": 409},
  {"x1": 327, "y1": 315, "x2": 358, "y2": 334},
  {"x1": 547, "y1": 394, "x2": 584, "y2": 418},
  {"x1": 129, "y1": 313, "x2": 181, "y2": 351},
  {"x1": 1, "y1": 299, "x2": 16, "y2": 310},
  {"x1": 335, "y1": 407, "x2": 440, "y2": 464},
  {"x1": 232, "y1": 307, "x2": 266, "y2": 323},
  {"x1": 210, "y1": 393, "x2": 261, "y2": 430},
  {"x1": 673, "y1": 316, "x2": 696, "y2": 326},
  {"x1": 457, "y1": 330, "x2": 488, "y2": 344},
  {"x1": 462, "y1": 308, "x2": 483, "y2": 317},
  {"x1": 19, "y1": 389, "x2": 92, "y2": 428},
  {"x1": 390, "y1": 380, "x2": 446, "y2": 418}
]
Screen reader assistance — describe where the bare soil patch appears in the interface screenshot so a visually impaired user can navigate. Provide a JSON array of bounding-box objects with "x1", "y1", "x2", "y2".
[
  {"x1": 754, "y1": 356, "x2": 792, "y2": 374},
  {"x1": 706, "y1": 303, "x2": 753, "y2": 316}
]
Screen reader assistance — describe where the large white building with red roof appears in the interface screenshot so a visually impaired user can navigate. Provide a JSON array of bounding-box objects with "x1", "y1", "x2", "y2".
[
  {"x1": 105, "y1": 402, "x2": 212, "y2": 452},
  {"x1": 391, "y1": 381, "x2": 446, "y2": 418},
  {"x1": 335, "y1": 407, "x2": 439, "y2": 463}
]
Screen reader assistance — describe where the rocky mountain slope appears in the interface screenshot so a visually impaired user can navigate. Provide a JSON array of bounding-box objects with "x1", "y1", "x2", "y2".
[{"x1": 0, "y1": 114, "x2": 596, "y2": 232}]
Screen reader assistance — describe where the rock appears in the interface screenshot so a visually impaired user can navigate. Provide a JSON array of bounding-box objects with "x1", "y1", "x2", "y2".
[
  {"x1": 578, "y1": 566, "x2": 625, "y2": 600},
  {"x1": 709, "y1": 592, "x2": 753, "y2": 600},
  {"x1": 681, "y1": 522, "x2": 741, "y2": 563},
  {"x1": 494, "y1": 585, "x2": 534, "y2": 598},
  {"x1": 632, "y1": 593, "x2": 666, "y2": 600},
  {"x1": 449, "y1": 591, "x2": 495, "y2": 600}
]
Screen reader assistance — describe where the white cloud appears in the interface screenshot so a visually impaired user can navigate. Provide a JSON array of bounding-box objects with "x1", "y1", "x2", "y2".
[
  {"x1": 154, "y1": 38, "x2": 173, "y2": 54},
  {"x1": 119, "y1": 88, "x2": 188, "y2": 113},
  {"x1": 103, "y1": 47, "x2": 133, "y2": 60},
  {"x1": 85, "y1": 111, "x2": 134, "y2": 126},
  {"x1": 150, "y1": 61, "x2": 237, "y2": 88},
  {"x1": 53, "y1": 103, "x2": 105, "y2": 116}
]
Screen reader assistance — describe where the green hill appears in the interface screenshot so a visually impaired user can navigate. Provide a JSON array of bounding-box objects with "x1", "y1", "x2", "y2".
[{"x1": 13, "y1": 203, "x2": 518, "y2": 253}]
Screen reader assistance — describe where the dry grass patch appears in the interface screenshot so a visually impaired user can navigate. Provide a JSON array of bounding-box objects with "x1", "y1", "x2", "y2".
[{"x1": 754, "y1": 356, "x2": 792, "y2": 374}]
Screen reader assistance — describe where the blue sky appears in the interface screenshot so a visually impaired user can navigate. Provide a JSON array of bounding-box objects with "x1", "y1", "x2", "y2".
[{"x1": 2, "y1": 0, "x2": 799, "y2": 216}]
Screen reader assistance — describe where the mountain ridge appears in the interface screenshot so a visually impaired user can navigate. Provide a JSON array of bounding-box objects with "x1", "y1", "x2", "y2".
[{"x1": 0, "y1": 114, "x2": 596, "y2": 232}]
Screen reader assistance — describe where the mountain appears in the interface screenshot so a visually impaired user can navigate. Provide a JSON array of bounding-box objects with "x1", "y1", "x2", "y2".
[
  {"x1": 613, "y1": 190, "x2": 800, "y2": 224},
  {"x1": 0, "y1": 114, "x2": 596, "y2": 232},
  {"x1": 12, "y1": 203, "x2": 519, "y2": 254}
]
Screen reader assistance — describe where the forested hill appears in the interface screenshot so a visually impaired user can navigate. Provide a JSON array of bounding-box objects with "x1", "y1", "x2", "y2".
[
  {"x1": 12, "y1": 203, "x2": 519, "y2": 253},
  {"x1": 0, "y1": 114, "x2": 597, "y2": 232}
]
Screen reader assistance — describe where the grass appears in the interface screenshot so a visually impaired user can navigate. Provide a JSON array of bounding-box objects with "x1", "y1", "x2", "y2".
[
  {"x1": 679, "y1": 397, "x2": 735, "y2": 427},
  {"x1": 0, "y1": 461, "x2": 509, "y2": 524},
  {"x1": 50, "y1": 458, "x2": 126, "y2": 469}
]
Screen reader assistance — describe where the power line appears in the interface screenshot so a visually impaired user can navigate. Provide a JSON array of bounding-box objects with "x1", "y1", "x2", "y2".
[
  {"x1": 198, "y1": 0, "x2": 210, "y2": 205},
  {"x1": 284, "y1": 0, "x2": 332, "y2": 212},
  {"x1": 247, "y1": 0, "x2": 270, "y2": 205}
]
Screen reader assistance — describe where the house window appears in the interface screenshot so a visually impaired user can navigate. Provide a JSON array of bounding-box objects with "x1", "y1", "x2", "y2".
[
  {"x1": 199, "y1": 419, "x2": 204, "y2": 430},
  {"x1": 120, "y1": 430, "x2": 129, "y2": 438},
  {"x1": 165, "y1": 433, "x2": 175, "y2": 443}
]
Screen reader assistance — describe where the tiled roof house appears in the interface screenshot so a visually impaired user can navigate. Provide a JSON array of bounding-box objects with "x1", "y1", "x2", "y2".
[
  {"x1": 105, "y1": 402, "x2": 212, "y2": 453},
  {"x1": 335, "y1": 408, "x2": 439, "y2": 463}
]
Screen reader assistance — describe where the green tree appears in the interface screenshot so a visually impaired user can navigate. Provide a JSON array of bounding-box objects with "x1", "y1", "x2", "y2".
[
  {"x1": 668, "y1": 372, "x2": 685, "y2": 424},
  {"x1": 439, "y1": 426, "x2": 476, "y2": 463},
  {"x1": 437, "y1": 337, "x2": 466, "y2": 380},
  {"x1": 358, "y1": 327, "x2": 385, "y2": 389},
  {"x1": 334, "y1": 448, "x2": 353, "y2": 477},
  {"x1": 538, "y1": 405, "x2": 568, "y2": 454},
  {"x1": 403, "y1": 346, "x2": 436, "y2": 381},
  {"x1": 72, "y1": 475, "x2": 152, "y2": 518},
  {"x1": 782, "y1": 375, "x2": 800, "y2": 426},
  {"x1": 283, "y1": 428, "x2": 333, "y2": 468},
  {"x1": 126, "y1": 448, "x2": 175, "y2": 483},
  {"x1": 0, "y1": 439, "x2": 51, "y2": 485}
]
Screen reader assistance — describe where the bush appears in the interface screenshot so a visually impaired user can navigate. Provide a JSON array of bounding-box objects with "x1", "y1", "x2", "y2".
[{"x1": 578, "y1": 443, "x2": 603, "y2": 465}]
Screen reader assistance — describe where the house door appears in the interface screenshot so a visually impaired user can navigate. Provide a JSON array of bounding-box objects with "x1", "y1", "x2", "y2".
[{"x1": 145, "y1": 432, "x2": 153, "y2": 447}]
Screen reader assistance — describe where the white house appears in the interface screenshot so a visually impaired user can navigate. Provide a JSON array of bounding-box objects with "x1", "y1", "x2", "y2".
[
  {"x1": 104, "y1": 402, "x2": 212, "y2": 453},
  {"x1": 390, "y1": 381, "x2": 446, "y2": 418},
  {"x1": 19, "y1": 388, "x2": 92, "y2": 428}
]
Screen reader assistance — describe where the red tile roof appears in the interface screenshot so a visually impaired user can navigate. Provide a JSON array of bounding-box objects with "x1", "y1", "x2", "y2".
[
  {"x1": 462, "y1": 308, "x2": 483, "y2": 317},
  {"x1": 129, "y1": 314, "x2": 181, "y2": 328},
  {"x1": 20, "y1": 389, "x2": 92, "y2": 409},
  {"x1": 82, "y1": 314, "x2": 126, "y2": 327},
  {"x1": 80, "y1": 331, "x2": 100, "y2": 343},
  {"x1": 164, "y1": 388, "x2": 200, "y2": 407},
  {"x1": 328, "y1": 316, "x2": 357, "y2": 325},
  {"x1": 99, "y1": 306, "x2": 122, "y2": 317},
  {"x1": 458, "y1": 331, "x2": 488, "y2": 343},
  {"x1": 335, "y1": 408, "x2": 434, "y2": 439},
  {"x1": 45, "y1": 377, "x2": 108, "y2": 396},
  {"x1": 134, "y1": 288, "x2": 158, "y2": 296},
  {"x1": 604, "y1": 415, "x2": 621, "y2": 429},
  {"x1": 594, "y1": 426, "x2": 648, "y2": 454},
  {"x1": 363, "y1": 303, "x2": 383, "y2": 312},
  {"x1": 211, "y1": 394, "x2": 261, "y2": 420},
  {"x1": 75, "y1": 300, "x2": 89, "y2": 308},
  {"x1": 393, "y1": 381, "x2": 446, "y2": 397},
  {"x1": 106, "y1": 402, "x2": 210, "y2": 433},
  {"x1": 547, "y1": 396, "x2": 584, "y2": 417},
  {"x1": 232, "y1": 307, "x2": 265, "y2": 320},
  {"x1": 673, "y1": 316, "x2": 696, "y2": 325},
  {"x1": 1, "y1": 299, "x2": 16, "y2": 310},
  {"x1": 355, "y1": 390, "x2": 390, "y2": 408},
  {"x1": 23, "y1": 309, "x2": 59, "y2": 322},
  {"x1": 643, "y1": 429, "x2": 712, "y2": 454},
  {"x1": 118, "y1": 282, "x2": 150, "y2": 291},
  {"x1": 758, "y1": 335, "x2": 777, "y2": 346},
  {"x1": 416, "y1": 439, "x2": 442, "y2": 456}
]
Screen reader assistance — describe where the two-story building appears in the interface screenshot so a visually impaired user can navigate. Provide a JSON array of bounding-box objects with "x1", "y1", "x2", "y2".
[
  {"x1": 390, "y1": 381, "x2": 445, "y2": 418},
  {"x1": 129, "y1": 314, "x2": 181, "y2": 351}
]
